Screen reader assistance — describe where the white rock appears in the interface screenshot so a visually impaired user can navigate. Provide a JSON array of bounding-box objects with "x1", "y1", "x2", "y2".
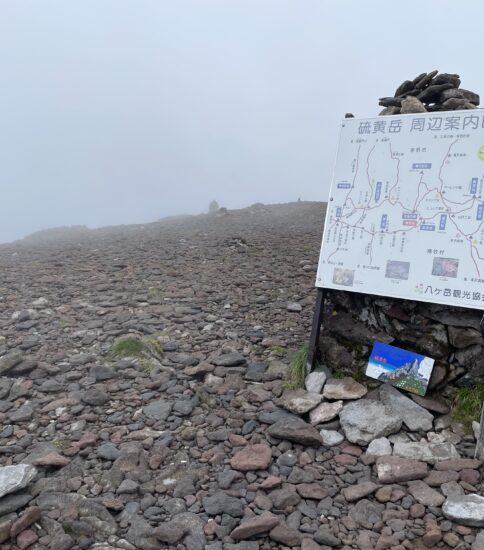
[
  {"x1": 287, "y1": 302, "x2": 302, "y2": 312},
  {"x1": 0, "y1": 464, "x2": 37, "y2": 498},
  {"x1": 305, "y1": 371, "x2": 327, "y2": 394},
  {"x1": 309, "y1": 401, "x2": 343, "y2": 425},
  {"x1": 32, "y1": 297, "x2": 49, "y2": 308},
  {"x1": 473, "y1": 531, "x2": 484, "y2": 549},
  {"x1": 205, "y1": 373, "x2": 223, "y2": 388},
  {"x1": 472, "y1": 421, "x2": 480, "y2": 441},
  {"x1": 443, "y1": 494, "x2": 484, "y2": 527},
  {"x1": 323, "y1": 377, "x2": 367, "y2": 400},
  {"x1": 339, "y1": 400, "x2": 402, "y2": 445},
  {"x1": 393, "y1": 440, "x2": 460, "y2": 464},
  {"x1": 367, "y1": 437, "x2": 392, "y2": 457},
  {"x1": 280, "y1": 390, "x2": 322, "y2": 414},
  {"x1": 319, "y1": 429, "x2": 344, "y2": 446}
]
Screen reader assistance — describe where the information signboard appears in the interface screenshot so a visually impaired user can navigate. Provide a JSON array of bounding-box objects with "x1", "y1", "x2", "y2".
[{"x1": 316, "y1": 110, "x2": 484, "y2": 310}]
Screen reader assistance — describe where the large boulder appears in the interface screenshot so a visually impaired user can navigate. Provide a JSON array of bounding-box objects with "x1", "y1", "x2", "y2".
[
  {"x1": 339, "y1": 400, "x2": 402, "y2": 445},
  {"x1": 379, "y1": 384, "x2": 434, "y2": 432}
]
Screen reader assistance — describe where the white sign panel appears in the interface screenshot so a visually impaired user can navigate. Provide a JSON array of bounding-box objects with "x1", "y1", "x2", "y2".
[{"x1": 316, "y1": 110, "x2": 484, "y2": 310}]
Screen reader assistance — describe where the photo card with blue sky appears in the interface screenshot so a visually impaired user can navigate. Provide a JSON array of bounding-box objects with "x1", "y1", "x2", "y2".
[{"x1": 366, "y1": 341, "x2": 434, "y2": 396}]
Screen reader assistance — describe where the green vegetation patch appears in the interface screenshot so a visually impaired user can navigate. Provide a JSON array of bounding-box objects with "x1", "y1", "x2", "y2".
[
  {"x1": 284, "y1": 345, "x2": 308, "y2": 390},
  {"x1": 110, "y1": 336, "x2": 146, "y2": 359},
  {"x1": 451, "y1": 384, "x2": 484, "y2": 425}
]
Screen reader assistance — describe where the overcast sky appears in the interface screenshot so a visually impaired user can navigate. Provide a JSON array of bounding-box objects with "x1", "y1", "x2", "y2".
[{"x1": 1, "y1": 1, "x2": 483, "y2": 242}]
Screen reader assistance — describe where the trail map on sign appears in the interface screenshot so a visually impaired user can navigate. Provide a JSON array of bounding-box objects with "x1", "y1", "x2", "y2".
[{"x1": 316, "y1": 110, "x2": 484, "y2": 310}]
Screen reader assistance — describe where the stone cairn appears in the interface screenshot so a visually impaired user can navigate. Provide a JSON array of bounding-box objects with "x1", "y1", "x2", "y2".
[{"x1": 379, "y1": 70, "x2": 480, "y2": 116}]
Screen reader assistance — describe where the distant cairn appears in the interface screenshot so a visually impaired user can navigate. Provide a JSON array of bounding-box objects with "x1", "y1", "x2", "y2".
[
  {"x1": 379, "y1": 70, "x2": 480, "y2": 115},
  {"x1": 208, "y1": 200, "x2": 219, "y2": 215}
]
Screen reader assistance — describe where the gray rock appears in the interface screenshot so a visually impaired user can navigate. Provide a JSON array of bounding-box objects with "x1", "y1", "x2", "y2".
[
  {"x1": 319, "y1": 429, "x2": 344, "y2": 446},
  {"x1": 287, "y1": 302, "x2": 302, "y2": 312},
  {"x1": 379, "y1": 384, "x2": 434, "y2": 432},
  {"x1": 314, "y1": 526, "x2": 340, "y2": 546},
  {"x1": 126, "y1": 516, "x2": 162, "y2": 550},
  {"x1": 8, "y1": 402, "x2": 34, "y2": 422},
  {"x1": 473, "y1": 531, "x2": 484, "y2": 549},
  {"x1": 89, "y1": 364, "x2": 115, "y2": 381},
  {"x1": 0, "y1": 353, "x2": 23, "y2": 375},
  {"x1": 367, "y1": 437, "x2": 392, "y2": 456},
  {"x1": 400, "y1": 96, "x2": 427, "y2": 114},
  {"x1": 153, "y1": 521, "x2": 185, "y2": 544},
  {"x1": 305, "y1": 370, "x2": 327, "y2": 393},
  {"x1": 339, "y1": 400, "x2": 402, "y2": 445},
  {"x1": 212, "y1": 353, "x2": 246, "y2": 367},
  {"x1": 0, "y1": 464, "x2": 37, "y2": 498},
  {"x1": 349, "y1": 499, "x2": 385, "y2": 529},
  {"x1": 202, "y1": 492, "x2": 244, "y2": 517},
  {"x1": 443, "y1": 494, "x2": 484, "y2": 527},
  {"x1": 0, "y1": 492, "x2": 33, "y2": 515},
  {"x1": 258, "y1": 409, "x2": 299, "y2": 425},
  {"x1": 143, "y1": 399, "x2": 173, "y2": 421},
  {"x1": 81, "y1": 387, "x2": 109, "y2": 406},
  {"x1": 96, "y1": 443, "x2": 121, "y2": 461}
]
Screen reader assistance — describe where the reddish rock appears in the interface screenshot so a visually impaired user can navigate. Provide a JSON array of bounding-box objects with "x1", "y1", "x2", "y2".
[
  {"x1": 32, "y1": 452, "x2": 70, "y2": 468},
  {"x1": 334, "y1": 454, "x2": 357, "y2": 466},
  {"x1": 0, "y1": 520, "x2": 12, "y2": 544},
  {"x1": 16, "y1": 529, "x2": 38, "y2": 550},
  {"x1": 301, "y1": 539, "x2": 321, "y2": 550},
  {"x1": 295, "y1": 483, "x2": 328, "y2": 500},
  {"x1": 231, "y1": 512, "x2": 279, "y2": 540},
  {"x1": 410, "y1": 503, "x2": 426, "y2": 518},
  {"x1": 375, "y1": 534, "x2": 400, "y2": 549},
  {"x1": 407, "y1": 480, "x2": 445, "y2": 507},
  {"x1": 269, "y1": 523, "x2": 303, "y2": 546},
  {"x1": 376, "y1": 456, "x2": 428, "y2": 483},
  {"x1": 230, "y1": 444, "x2": 272, "y2": 471},
  {"x1": 11, "y1": 507, "x2": 42, "y2": 538},
  {"x1": 260, "y1": 476, "x2": 282, "y2": 489},
  {"x1": 340, "y1": 444, "x2": 363, "y2": 457},
  {"x1": 455, "y1": 525, "x2": 472, "y2": 535},
  {"x1": 204, "y1": 519, "x2": 218, "y2": 536},
  {"x1": 460, "y1": 468, "x2": 480, "y2": 485},
  {"x1": 342, "y1": 481, "x2": 379, "y2": 502},
  {"x1": 424, "y1": 469, "x2": 459, "y2": 486},
  {"x1": 229, "y1": 434, "x2": 247, "y2": 447},
  {"x1": 102, "y1": 498, "x2": 124, "y2": 511},
  {"x1": 443, "y1": 532, "x2": 460, "y2": 547},
  {"x1": 76, "y1": 432, "x2": 98, "y2": 449},
  {"x1": 422, "y1": 527, "x2": 442, "y2": 547},
  {"x1": 435, "y1": 458, "x2": 481, "y2": 471}
]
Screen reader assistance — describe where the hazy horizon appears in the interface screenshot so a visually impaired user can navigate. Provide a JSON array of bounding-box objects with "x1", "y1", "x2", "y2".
[{"x1": 2, "y1": 1, "x2": 484, "y2": 243}]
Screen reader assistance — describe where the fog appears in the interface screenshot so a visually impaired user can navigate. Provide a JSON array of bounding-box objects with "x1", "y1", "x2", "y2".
[{"x1": 1, "y1": 0, "x2": 483, "y2": 243}]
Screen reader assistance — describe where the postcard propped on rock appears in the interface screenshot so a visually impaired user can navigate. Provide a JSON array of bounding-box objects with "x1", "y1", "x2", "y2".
[{"x1": 366, "y1": 341, "x2": 434, "y2": 396}]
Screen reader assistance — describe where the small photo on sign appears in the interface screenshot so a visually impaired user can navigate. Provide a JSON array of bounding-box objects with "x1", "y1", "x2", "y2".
[
  {"x1": 385, "y1": 260, "x2": 410, "y2": 280},
  {"x1": 332, "y1": 267, "x2": 354, "y2": 287},
  {"x1": 432, "y1": 257, "x2": 459, "y2": 278},
  {"x1": 366, "y1": 341, "x2": 434, "y2": 396}
]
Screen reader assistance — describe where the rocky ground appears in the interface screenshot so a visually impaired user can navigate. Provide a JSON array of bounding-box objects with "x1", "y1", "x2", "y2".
[{"x1": 0, "y1": 201, "x2": 483, "y2": 550}]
